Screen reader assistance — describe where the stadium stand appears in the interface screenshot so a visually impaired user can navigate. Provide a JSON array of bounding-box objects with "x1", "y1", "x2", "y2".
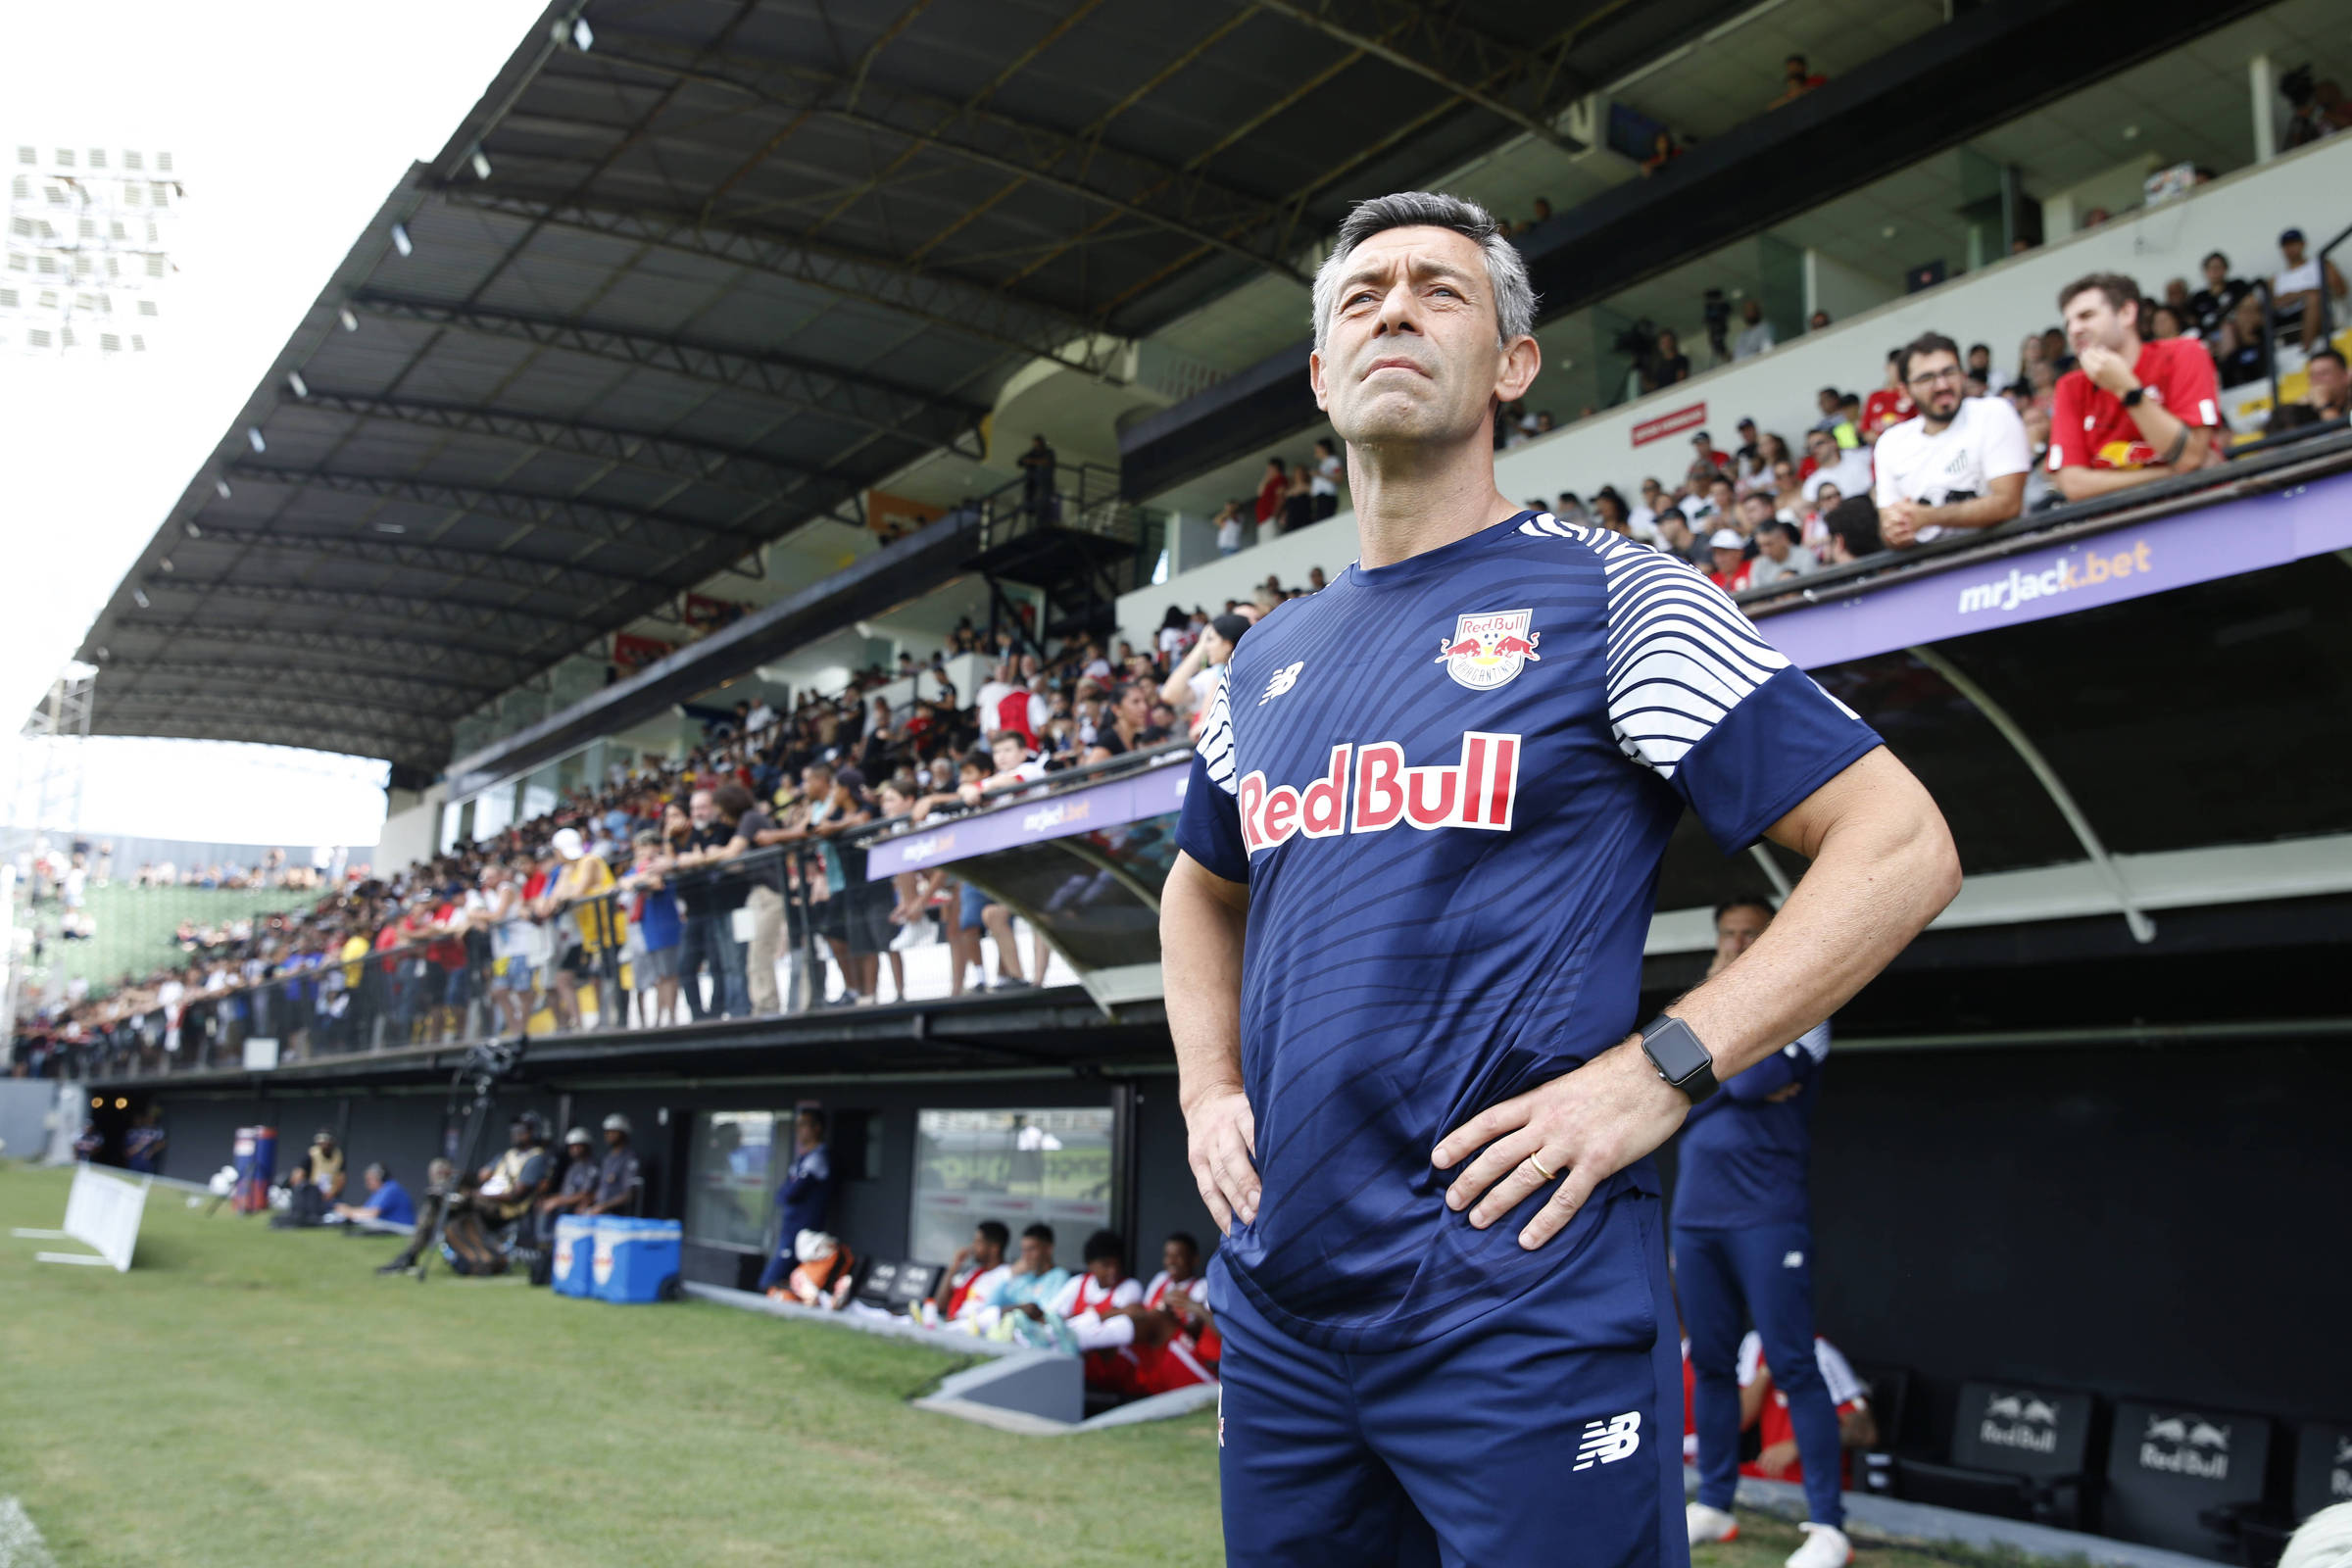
[{"x1": 19, "y1": 0, "x2": 2352, "y2": 1550}]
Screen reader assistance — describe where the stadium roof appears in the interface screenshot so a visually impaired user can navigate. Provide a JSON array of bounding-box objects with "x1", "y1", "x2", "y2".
[{"x1": 69, "y1": 0, "x2": 1751, "y2": 778}]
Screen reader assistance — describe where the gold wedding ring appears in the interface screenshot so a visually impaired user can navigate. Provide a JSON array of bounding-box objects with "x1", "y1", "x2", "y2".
[{"x1": 1528, "y1": 1153, "x2": 1558, "y2": 1182}]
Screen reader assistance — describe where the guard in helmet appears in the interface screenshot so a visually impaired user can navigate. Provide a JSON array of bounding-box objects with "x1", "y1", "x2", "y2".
[
  {"x1": 535, "y1": 1126, "x2": 601, "y2": 1244},
  {"x1": 584, "y1": 1112, "x2": 644, "y2": 1217}
]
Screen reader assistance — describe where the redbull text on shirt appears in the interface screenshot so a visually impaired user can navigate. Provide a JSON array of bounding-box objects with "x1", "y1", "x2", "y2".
[{"x1": 1236, "y1": 732, "x2": 1521, "y2": 855}]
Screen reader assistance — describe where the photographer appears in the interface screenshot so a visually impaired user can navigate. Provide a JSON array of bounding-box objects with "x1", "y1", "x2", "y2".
[{"x1": 377, "y1": 1115, "x2": 553, "y2": 1276}]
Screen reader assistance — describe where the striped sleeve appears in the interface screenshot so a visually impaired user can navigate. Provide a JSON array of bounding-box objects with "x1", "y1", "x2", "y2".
[
  {"x1": 1195, "y1": 663, "x2": 1237, "y2": 798},
  {"x1": 1593, "y1": 538, "x2": 1790, "y2": 780},
  {"x1": 1581, "y1": 527, "x2": 1881, "y2": 852},
  {"x1": 1175, "y1": 665, "x2": 1249, "y2": 881}
]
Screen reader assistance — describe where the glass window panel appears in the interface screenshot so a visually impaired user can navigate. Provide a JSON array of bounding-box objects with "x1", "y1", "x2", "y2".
[
  {"x1": 686, "y1": 1110, "x2": 776, "y2": 1251},
  {"x1": 909, "y1": 1107, "x2": 1114, "y2": 1269}
]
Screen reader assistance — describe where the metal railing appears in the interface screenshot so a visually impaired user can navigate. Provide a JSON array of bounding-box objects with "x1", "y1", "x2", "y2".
[{"x1": 51, "y1": 745, "x2": 1193, "y2": 1082}]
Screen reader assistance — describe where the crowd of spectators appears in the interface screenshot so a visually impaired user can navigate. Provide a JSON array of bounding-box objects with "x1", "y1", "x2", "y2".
[
  {"x1": 1204, "y1": 233, "x2": 2344, "y2": 594},
  {"x1": 6, "y1": 591, "x2": 1343, "y2": 1080},
  {"x1": 1208, "y1": 439, "x2": 1348, "y2": 556}
]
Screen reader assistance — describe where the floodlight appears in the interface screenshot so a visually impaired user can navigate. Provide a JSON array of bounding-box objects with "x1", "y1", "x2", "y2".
[
  {"x1": 391, "y1": 223, "x2": 412, "y2": 257},
  {"x1": 288, "y1": 370, "x2": 308, "y2": 398}
]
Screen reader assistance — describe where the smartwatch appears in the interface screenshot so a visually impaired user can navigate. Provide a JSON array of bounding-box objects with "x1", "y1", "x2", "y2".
[
  {"x1": 2120, "y1": 385, "x2": 2145, "y2": 408},
  {"x1": 1639, "y1": 1014, "x2": 1719, "y2": 1103}
]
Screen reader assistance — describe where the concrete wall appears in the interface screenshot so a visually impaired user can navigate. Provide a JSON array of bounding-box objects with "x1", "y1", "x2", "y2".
[
  {"x1": 1805, "y1": 246, "x2": 1902, "y2": 323},
  {"x1": 376, "y1": 784, "x2": 443, "y2": 872},
  {"x1": 1119, "y1": 130, "x2": 2352, "y2": 650}
]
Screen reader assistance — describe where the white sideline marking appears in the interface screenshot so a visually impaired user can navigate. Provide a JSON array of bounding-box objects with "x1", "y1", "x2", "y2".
[{"x1": 0, "y1": 1497, "x2": 59, "y2": 1568}]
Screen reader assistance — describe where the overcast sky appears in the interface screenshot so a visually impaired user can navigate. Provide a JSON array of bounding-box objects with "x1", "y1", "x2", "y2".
[{"x1": 0, "y1": 0, "x2": 550, "y2": 849}]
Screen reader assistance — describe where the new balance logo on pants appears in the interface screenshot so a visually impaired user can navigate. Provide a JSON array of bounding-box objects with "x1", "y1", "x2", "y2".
[{"x1": 1573, "y1": 1411, "x2": 1642, "y2": 1471}]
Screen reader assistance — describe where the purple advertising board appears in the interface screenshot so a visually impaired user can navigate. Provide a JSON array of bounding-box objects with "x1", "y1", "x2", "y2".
[
  {"x1": 1752, "y1": 469, "x2": 2352, "y2": 670},
  {"x1": 864, "y1": 759, "x2": 1190, "y2": 879}
]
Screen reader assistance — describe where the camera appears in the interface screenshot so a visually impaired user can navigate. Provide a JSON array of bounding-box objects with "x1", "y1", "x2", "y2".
[{"x1": 2279, "y1": 63, "x2": 2315, "y2": 111}]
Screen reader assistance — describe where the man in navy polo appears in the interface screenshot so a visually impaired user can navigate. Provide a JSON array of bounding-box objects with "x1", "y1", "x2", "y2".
[
  {"x1": 757, "y1": 1107, "x2": 835, "y2": 1293},
  {"x1": 1681, "y1": 893, "x2": 1849, "y2": 1567},
  {"x1": 1162, "y1": 190, "x2": 1959, "y2": 1568}
]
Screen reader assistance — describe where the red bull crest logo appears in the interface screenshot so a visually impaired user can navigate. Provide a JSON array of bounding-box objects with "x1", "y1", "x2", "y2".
[{"x1": 1435, "y1": 609, "x2": 1540, "y2": 691}]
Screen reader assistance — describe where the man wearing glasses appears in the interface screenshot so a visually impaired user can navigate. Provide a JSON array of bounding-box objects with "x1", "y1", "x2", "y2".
[{"x1": 1872, "y1": 332, "x2": 2032, "y2": 549}]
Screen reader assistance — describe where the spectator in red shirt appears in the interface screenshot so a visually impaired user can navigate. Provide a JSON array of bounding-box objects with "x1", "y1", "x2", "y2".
[
  {"x1": 1253, "y1": 457, "x2": 1289, "y2": 531},
  {"x1": 2048, "y1": 271, "x2": 2221, "y2": 501},
  {"x1": 1769, "y1": 53, "x2": 1828, "y2": 108},
  {"x1": 1690, "y1": 429, "x2": 1731, "y2": 471},
  {"x1": 1859, "y1": 350, "x2": 1916, "y2": 444},
  {"x1": 1706, "y1": 528, "x2": 1753, "y2": 592}
]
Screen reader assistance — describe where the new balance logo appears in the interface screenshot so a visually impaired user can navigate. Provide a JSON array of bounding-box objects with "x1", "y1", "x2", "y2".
[
  {"x1": 1574, "y1": 1411, "x2": 1642, "y2": 1471},
  {"x1": 1259, "y1": 661, "x2": 1305, "y2": 705}
]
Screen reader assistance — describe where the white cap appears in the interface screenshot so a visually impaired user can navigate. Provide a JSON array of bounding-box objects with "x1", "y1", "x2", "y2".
[
  {"x1": 1709, "y1": 528, "x2": 1745, "y2": 551},
  {"x1": 551, "y1": 827, "x2": 584, "y2": 860}
]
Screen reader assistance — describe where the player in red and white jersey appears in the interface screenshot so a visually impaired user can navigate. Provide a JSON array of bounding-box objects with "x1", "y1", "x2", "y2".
[
  {"x1": 2048, "y1": 271, "x2": 2221, "y2": 501},
  {"x1": 974, "y1": 661, "x2": 1049, "y2": 749},
  {"x1": 1048, "y1": 1230, "x2": 1147, "y2": 1391},
  {"x1": 932, "y1": 1220, "x2": 1012, "y2": 1324},
  {"x1": 1737, "y1": 1331, "x2": 1876, "y2": 1491},
  {"x1": 1123, "y1": 1233, "x2": 1221, "y2": 1395}
]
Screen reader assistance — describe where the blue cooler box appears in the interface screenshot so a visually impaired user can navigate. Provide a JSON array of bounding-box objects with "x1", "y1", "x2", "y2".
[
  {"x1": 591, "y1": 1217, "x2": 682, "y2": 1304},
  {"x1": 552, "y1": 1215, "x2": 597, "y2": 1298}
]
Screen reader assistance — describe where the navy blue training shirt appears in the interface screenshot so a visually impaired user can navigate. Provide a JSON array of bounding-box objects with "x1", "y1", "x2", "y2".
[
  {"x1": 1175, "y1": 513, "x2": 1881, "y2": 1353},
  {"x1": 1670, "y1": 1021, "x2": 1830, "y2": 1231}
]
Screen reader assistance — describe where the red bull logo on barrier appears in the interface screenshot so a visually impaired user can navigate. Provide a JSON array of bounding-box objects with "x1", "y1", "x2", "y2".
[
  {"x1": 1435, "y1": 609, "x2": 1541, "y2": 691},
  {"x1": 1238, "y1": 732, "x2": 1522, "y2": 856}
]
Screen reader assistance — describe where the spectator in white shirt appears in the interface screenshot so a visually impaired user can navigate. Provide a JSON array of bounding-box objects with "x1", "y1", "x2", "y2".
[
  {"x1": 744, "y1": 699, "x2": 777, "y2": 735},
  {"x1": 1214, "y1": 500, "x2": 1246, "y2": 556},
  {"x1": 1873, "y1": 332, "x2": 2031, "y2": 549},
  {"x1": 1732, "y1": 299, "x2": 1775, "y2": 360},
  {"x1": 2272, "y1": 226, "x2": 2347, "y2": 349},
  {"x1": 1799, "y1": 430, "x2": 1872, "y2": 504}
]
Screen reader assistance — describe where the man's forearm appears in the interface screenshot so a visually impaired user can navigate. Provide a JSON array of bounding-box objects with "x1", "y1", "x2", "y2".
[
  {"x1": 2054, "y1": 463, "x2": 2175, "y2": 500},
  {"x1": 1668, "y1": 750, "x2": 1959, "y2": 1082},
  {"x1": 1161, "y1": 855, "x2": 1249, "y2": 1110},
  {"x1": 1918, "y1": 475, "x2": 2026, "y2": 533}
]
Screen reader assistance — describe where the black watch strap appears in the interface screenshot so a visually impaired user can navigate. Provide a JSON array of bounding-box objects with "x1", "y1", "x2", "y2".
[{"x1": 1639, "y1": 1013, "x2": 1719, "y2": 1103}]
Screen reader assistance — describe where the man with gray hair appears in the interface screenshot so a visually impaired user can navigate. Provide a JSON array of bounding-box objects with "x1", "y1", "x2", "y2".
[{"x1": 1162, "y1": 191, "x2": 1958, "y2": 1567}]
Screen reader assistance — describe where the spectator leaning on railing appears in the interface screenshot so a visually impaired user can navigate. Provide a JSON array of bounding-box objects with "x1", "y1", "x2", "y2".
[
  {"x1": 1872, "y1": 332, "x2": 2031, "y2": 549},
  {"x1": 2048, "y1": 272, "x2": 2222, "y2": 502}
]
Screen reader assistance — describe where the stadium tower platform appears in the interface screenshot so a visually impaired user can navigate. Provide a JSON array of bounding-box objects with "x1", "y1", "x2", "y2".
[{"x1": 29, "y1": 0, "x2": 2352, "y2": 1561}]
